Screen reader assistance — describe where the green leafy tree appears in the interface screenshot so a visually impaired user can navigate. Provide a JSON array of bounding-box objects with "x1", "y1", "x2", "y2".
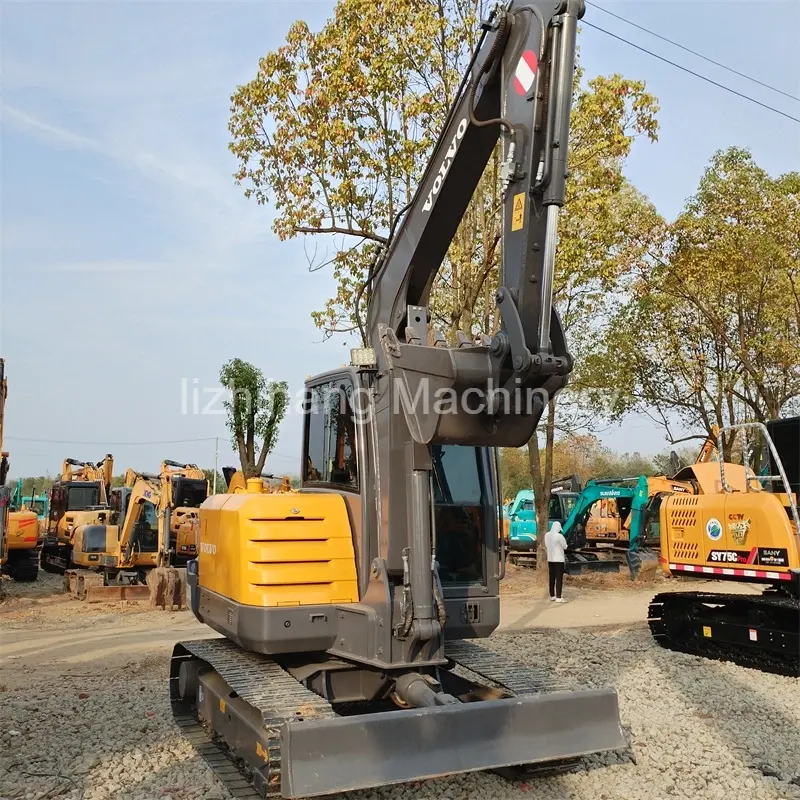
[
  {"x1": 499, "y1": 447, "x2": 530, "y2": 501},
  {"x1": 584, "y1": 148, "x2": 800, "y2": 450},
  {"x1": 219, "y1": 359, "x2": 290, "y2": 479},
  {"x1": 15, "y1": 475, "x2": 55, "y2": 496},
  {"x1": 202, "y1": 469, "x2": 226, "y2": 494}
]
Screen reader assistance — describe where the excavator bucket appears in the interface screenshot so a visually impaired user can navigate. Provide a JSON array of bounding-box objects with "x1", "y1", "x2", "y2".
[
  {"x1": 625, "y1": 548, "x2": 659, "y2": 582},
  {"x1": 147, "y1": 566, "x2": 187, "y2": 610}
]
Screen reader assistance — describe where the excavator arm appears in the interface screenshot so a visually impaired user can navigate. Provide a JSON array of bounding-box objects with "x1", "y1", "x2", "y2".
[
  {"x1": 117, "y1": 472, "x2": 168, "y2": 567},
  {"x1": 327, "y1": 0, "x2": 587, "y2": 653},
  {"x1": 60, "y1": 454, "x2": 114, "y2": 504},
  {"x1": 365, "y1": 0, "x2": 582, "y2": 447},
  {"x1": 161, "y1": 460, "x2": 206, "y2": 481}
]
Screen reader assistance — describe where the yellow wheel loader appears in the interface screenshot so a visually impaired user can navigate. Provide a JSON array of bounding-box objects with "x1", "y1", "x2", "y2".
[
  {"x1": 40, "y1": 454, "x2": 114, "y2": 574},
  {"x1": 169, "y1": 3, "x2": 626, "y2": 797},
  {"x1": 627, "y1": 420, "x2": 800, "y2": 677}
]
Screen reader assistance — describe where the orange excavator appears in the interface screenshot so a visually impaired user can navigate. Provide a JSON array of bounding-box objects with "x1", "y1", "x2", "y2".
[
  {"x1": 0, "y1": 359, "x2": 10, "y2": 581},
  {"x1": 0, "y1": 358, "x2": 41, "y2": 582}
]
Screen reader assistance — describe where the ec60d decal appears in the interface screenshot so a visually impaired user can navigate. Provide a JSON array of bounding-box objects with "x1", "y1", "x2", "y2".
[{"x1": 422, "y1": 118, "x2": 468, "y2": 212}]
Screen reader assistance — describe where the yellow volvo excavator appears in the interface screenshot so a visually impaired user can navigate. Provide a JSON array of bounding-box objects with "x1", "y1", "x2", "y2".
[
  {"x1": 40, "y1": 454, "x2": 114, "y2": 573},
  {"x1": 169, "y1": 3, "x2": 626, "y2": 797}
]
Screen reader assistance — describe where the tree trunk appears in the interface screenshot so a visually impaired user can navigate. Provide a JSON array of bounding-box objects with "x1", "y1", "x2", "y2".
[{"x1": 527, "y1": 399, "x2": 557, "y2": 584}]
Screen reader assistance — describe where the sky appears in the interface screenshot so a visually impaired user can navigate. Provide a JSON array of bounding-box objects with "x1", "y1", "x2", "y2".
[{"x1": 1, "y1": 0, "x2": 798, "y2": 479}]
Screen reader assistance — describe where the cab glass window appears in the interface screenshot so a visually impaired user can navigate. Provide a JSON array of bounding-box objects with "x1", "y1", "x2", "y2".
[
  {"x1": 432, "y1": 445, "x2": 486, "y2": 586},
  {"x1": 303, "y1": 378, "x2": 359, "y2": 490}
]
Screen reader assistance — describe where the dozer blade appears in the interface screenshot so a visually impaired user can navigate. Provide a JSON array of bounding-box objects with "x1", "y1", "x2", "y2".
[
  {"x1": 81, "y1": 584, "x2": 151, "y2": 603},
  {"x1": 65, "y1": 569, "x2": 151, "y2": 602},
  {"x1": 281, "y1": 688, "x2": 625, "y2": 798}
]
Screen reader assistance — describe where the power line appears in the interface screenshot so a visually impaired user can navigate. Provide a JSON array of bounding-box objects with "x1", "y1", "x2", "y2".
[
  {"x1": 585, "y1": 1, "x2": 799, "y2": 102},
  {"x1": 5, "y1": 436, "x2": 218, "y2": 445},
  {"x1": 583, "y1": 21, "x2": 800, "y2": 125},
  {"x1": 6, "y1": 434, "x2": 298, "y2": 464}
]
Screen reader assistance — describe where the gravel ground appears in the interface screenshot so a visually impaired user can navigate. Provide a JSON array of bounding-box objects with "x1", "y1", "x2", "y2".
[{"x1": 1, "y1": 576, "x2": 799, "y2": 800}]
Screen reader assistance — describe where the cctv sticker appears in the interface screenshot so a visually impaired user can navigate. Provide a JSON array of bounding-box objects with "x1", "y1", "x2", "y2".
[{"x1": 705, "y1": 517, "x2": 723, "y2": 541}]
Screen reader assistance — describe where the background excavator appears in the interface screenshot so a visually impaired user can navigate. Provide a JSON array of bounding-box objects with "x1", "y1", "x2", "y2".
[
  {"x1": 627, "y1": 418, "x2": 799, "y2": 677},
  {"x1": 66, "y1": 462, "x2": 206, "y2": 602},
  {"x1": 158, "y1": 460, "x2": 210, "y2": 565},
  {"x1": 40, "y1": 454, "x2": 114, "y2": 573},
  {"x1": 4, "y1": 480, "x2": 42, "y2": 582},
  {"x1": 0, "y1": 359, "x2": 41, "y2": 582},
  {"x1": 169, "y1": 3, "x2": 627, "y2": 798}
]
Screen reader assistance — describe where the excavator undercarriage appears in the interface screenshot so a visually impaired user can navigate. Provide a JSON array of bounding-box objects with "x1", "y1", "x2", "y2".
[
  {"x1": 648, "y1": 583, "x2": 800, "y2": 678},
  {"x1": 170, "y1": 637, "x2": 624, "y2": 798}
]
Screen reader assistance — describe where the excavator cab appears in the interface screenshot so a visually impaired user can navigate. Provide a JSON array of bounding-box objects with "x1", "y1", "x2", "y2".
[{"x1": 303, "y1": 372, "x2": 495, "y2": 594}]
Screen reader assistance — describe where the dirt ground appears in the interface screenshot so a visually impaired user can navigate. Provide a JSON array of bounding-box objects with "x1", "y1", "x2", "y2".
[
  {"x1": 1, "y1": 569, "x2": 793, "y2": 800},
  {"x1": 498, "y1": 563, "x2": 761, "y2": 629}
]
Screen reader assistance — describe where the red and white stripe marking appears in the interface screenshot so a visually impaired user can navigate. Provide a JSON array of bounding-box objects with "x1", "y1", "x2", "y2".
[
  {"x1": 668, "y1": 562, "x2": 791, "y2": 581},
  {"x1": 514, "y1": 50, "x2": 538, "y2": 95}
]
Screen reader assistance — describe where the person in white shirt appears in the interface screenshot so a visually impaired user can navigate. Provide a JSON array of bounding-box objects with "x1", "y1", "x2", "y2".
[{"x1": 544, "y1": 520, "x2": 568, "y2": 602}]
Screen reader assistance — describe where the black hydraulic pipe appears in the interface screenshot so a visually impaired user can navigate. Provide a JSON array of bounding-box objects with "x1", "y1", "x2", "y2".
[{"x1": 543, "y1": 0, "x2": 582, "y2": 206}]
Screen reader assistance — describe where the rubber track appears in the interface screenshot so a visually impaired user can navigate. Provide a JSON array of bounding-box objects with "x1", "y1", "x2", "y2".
[
  {"x1": 171, "y1": 638, "x2": 334, "y2": 798},
  {"x1": 648, "y1": 591, "x2": 800, "y2": 678},
  {"x1": 446, "y1": 639, "x2": 573, "y2": 694},
  {"x1": 3, "y1": 553, "x2": 39, "y2": 582}
]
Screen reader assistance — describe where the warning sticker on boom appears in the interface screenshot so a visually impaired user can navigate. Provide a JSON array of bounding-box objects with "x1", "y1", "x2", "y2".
[{"x1": 511, "y1": 193, "x2": 525, "y2": 231}]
